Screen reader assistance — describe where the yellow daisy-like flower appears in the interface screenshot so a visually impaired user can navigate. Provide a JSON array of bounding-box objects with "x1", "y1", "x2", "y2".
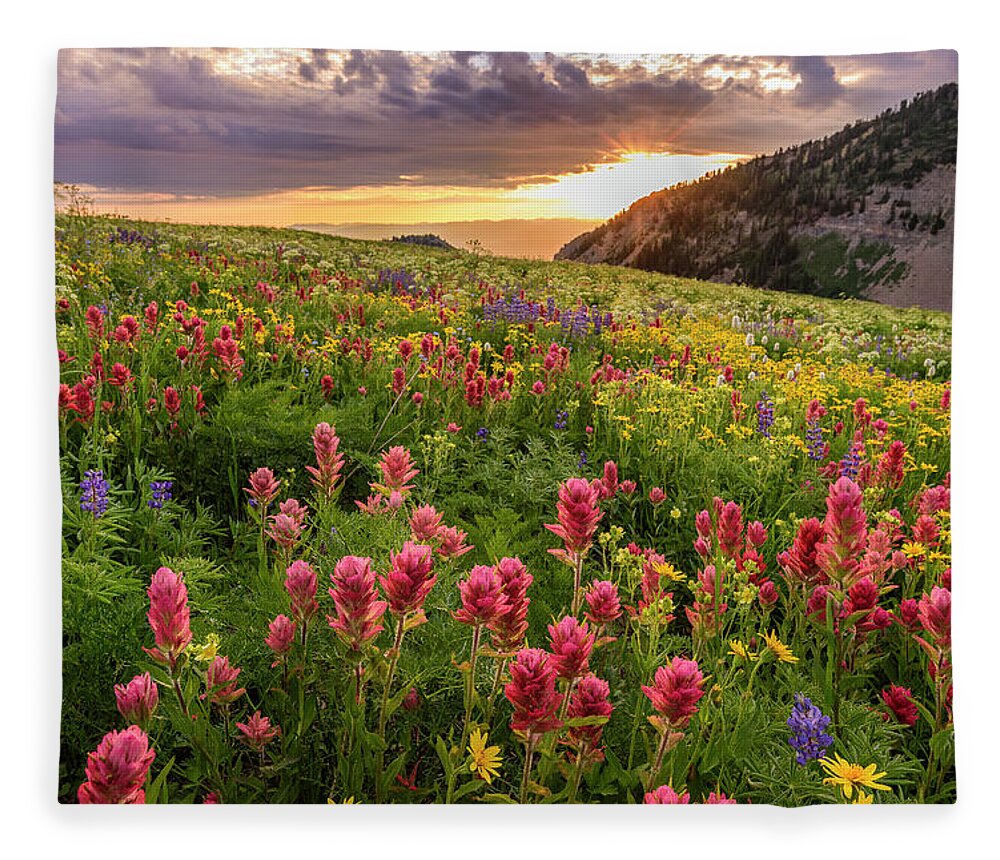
[
  {"x1": 901, "y1": 541, "x2": 926, "y2": 559},
  {"x1": 853, "y1": 791, "x2": 874, "y2": 804},
  {"x1": 670, "y1": 508, "x2": 682, "y2": 520},
  {"x1": 819, "y1": 754, "x2": 892, "y2": 799},
  {"x1": 188, "y1": 632, "x2": 221, "y2": 663},
  {"x1": 727, "y1": 639, "x2": 758, "y2": 662},
  {"x1": 762, "y1": 630, "x2": 799, "y2": 663},
  {"x1": 652, "y1": 560, "x2": 685, "y2": 582},
  {"x1": 468, "y1": 728, "x2": 502, "y2": 784}
]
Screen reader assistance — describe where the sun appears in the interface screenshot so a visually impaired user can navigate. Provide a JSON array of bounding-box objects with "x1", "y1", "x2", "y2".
[{"x1": 514, "y1": 151, "x2": 749, "y2": 221}]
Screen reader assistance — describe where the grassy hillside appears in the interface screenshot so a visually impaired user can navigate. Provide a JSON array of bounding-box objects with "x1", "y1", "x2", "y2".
[{"x1": 57, "y1": 215, "x2": 952, "y2": 805}]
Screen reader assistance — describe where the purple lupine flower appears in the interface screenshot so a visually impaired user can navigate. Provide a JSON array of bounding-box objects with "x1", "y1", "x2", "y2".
[
  {"x1": 80, "y1": 470, "x2": 110, "y2": 518},
  {"x1": 756, "y1": 392, "x2": 775, "y2": 438},
  {"x1": 148, "y1": 480, "x2": 173, "y2": 509},
  {"x1": 554, "y1": 410, "x2": 569, "y2": 431},
  {"x1": 476, "y1": 427, "x2": 490, "y2": 441},
  {"x1": 839, "y1": 444, "x2": 862, "y2": 479},
  {"x1": 806, "y1": 420, "x2": 825, "y2": 461},
  {"x1": 787, "y1": 693, "x2": 834, "y2": 765}
]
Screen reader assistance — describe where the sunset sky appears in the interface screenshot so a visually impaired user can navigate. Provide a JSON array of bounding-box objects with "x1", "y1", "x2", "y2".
[{"x1": 55, "y1": 48, "x2": 958, "y2": 256}]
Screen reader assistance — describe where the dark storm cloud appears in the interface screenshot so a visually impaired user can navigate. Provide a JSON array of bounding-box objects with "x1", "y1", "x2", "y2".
[
  {"x1": 54, "y1": 48, "x2": 958, "y2": 197},
  {"x1": 788, "y1": 56, "x2": 845, "y2": 107}
]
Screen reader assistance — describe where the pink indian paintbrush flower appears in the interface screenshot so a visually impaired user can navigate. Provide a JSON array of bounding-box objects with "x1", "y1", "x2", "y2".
[
  {"x1": 265, "y1": 614, "x2": 296, "y2": 665},
  {"x1": 917, "y1": 586, "x2": 951, "y2": 647},
  {"x1": 236, "y1": 711, "x2": 281, "y2": 752},
  {"x1": 567, "y1": 673, "x2": 613, "y2": 751},
  {"x1": 306, "y1": 422, "x2": 345, "y2": 498},
  {"x1": 716, "y1": 500, "x2": 744, "y2": 560},
  {"x1": 815, "y1": 476, "x2": 869, "y2": 589},
  {"x1": 489, "y1": 557, "x2": 534, "y2": 652},
  {"x1": 805, "y1": 398, "x2": 827, "y2": 423},
  {"x1": 84, "y1": 305, "x2": 104, "y2": 340},
  {"x1": 777, "y1": 517, "x2": 827, "y2": 587},
  {"x1": 380, "y1": 542, "x2": 436, "y2": 616},
  {"x1": 875, "y1": 440, "x2": 907, "y2": 489},
  {"x1": 913, "y1": 515, "x2": 940, "y2": 548},
  {"x1": 435, "y1": 525, "x2": 473, "y2": 559},
  {"x1": 374, "y1": 446, "x2": 419, "y2": 496},
  {"x1": 267, "y1": 513, "x2": 303, "y2": 551},
  {"x1": 547, "y1": 615, "x2": 595, "y2": 680},
  {"x1": 327, "y1": 556, "x2": 387, "y2": 650},
  {"x1": 454, "y1": 565, "x2": 510, "y2": 626},
  {"x1": 163, "y1": 386, "x2": 181, "y2": 419},
  {"x1": 705, "y1": 791, "x2": 737, "y2": 804},
  {"x1": 284, "y1": 560, "x2": 319, "y2": 627},
  {"x1": 278, "y1": 498, "x2": 308, "y2": 527},
  {"x1": 246, "y1": 467, "x2": 280, "y2": 508},
  {"x1": 143, "y1": 567, "x2": 192, "y2": 671},
  {"x1": 204, "y1": 656, "x2": 246, "y2": 705},
  {"x1": 919, "y1": 484, "x2": 950, "y2": 516},
  {"x1": 596, "y1": 461, "x2": 619, "y2": 499},
  {"x1": 644, "y1": 785, "x2": 690, "y2": 804},
  {"x1": 409, "y1": 504, "x2": 445, "y2": 543},
  {"x1": 895, "y1": 597, "x2": 921, "y2": 632},
  {"x1": 882, "y1": 685, "x2": 919, "y2": 726},
  {"x1": 77, "y1": 725, "x2": 155, "y2": 804},
  {"x1": 544, "y1": 477, "x2": 604, "y2": 565},
  {"x1": 758, "y1": 581, "x2": 779, "y2": 607},
  {"x1": 505, "y1": 648, "x2": 564, "y2": 737},
  {"x1": 805, "y1": 585, "x2": 831, "y2": 623},
  {"x1": 746, "y1": 521, "x2": 767, "y2": 549},
  {"x1": 585, "y1": 580, "x2": 622, "y2": 626},
  {"x1": 648, "y1": 487, "x2": 666, "y2": 506},
  {"x1": 642, "y1": 657, "x2": 706, "y2": 728},
  {"x1": 695, "y1": 508, "x2": 713, "y2": 541},
  {"x1": 114, "y1": 673, "x2": 159, "y2": 726}
]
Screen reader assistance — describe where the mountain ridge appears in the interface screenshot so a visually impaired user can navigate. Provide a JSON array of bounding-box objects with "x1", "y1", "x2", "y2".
[{"x1": 555, "y1": 83, "x2": 957, "y2": 311}]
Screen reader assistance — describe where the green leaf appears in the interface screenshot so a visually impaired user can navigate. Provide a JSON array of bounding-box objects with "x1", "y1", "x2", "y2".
[
  {"x1": 451, "y1": 778, "x2": 487, "y2": 802},
  {"x1": 434, "y1": 735, "x2": 455, "y2": 780},
  {"x1": 145, "y1": 756, "x2": 175, "y2": 805},
  {"x1": 481, "y1": 792, "x2": 517, "y2": 804},
  {"x1": 929, "y1": 726, "x2": 955, "y2": 768}
]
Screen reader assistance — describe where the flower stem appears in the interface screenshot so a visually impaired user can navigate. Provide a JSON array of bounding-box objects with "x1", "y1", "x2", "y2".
[
  {"x1": 571, "y1": 553, "x2": 585, "y2": 615},
  {"x1": 485, "y1": 656, "x2": 507, "y2": 722},
  {"x1": 376, "y1": 617, "x2": 406, "y2": 803},
  {"x1": 567, "y1": 743, "x2": 589, "y2": 804},
  {"x1": 446, "y1": 624, "x2": 481, "y2": 803},
  {"x1": 647, "y1": 729, "x2": 672, "y2": 791},
  {"x1": 519, "y1": 736, "x2": 537, "y2": 804}
]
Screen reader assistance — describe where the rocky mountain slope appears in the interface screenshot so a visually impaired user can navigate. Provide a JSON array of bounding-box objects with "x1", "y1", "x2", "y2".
[{"x1": 556, "y1": 83, "x2": 957, "y2": 310}]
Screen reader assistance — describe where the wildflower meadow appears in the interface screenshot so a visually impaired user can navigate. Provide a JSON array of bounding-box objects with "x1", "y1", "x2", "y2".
[{"x1": 58, "y1": 215, "x2": 953, "y2": 804}]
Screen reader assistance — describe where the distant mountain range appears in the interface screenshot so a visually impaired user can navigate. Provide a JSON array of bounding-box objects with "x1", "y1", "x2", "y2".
[
  {"x1": 289, "y1": 218, "x2": 601, "y2": 261},
  {"x1": 556, "y1": 83, "x2": 957, "y2": 310}
]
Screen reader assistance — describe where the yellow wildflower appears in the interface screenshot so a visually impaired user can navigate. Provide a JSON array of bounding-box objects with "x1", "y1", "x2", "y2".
[
  {"x1": 762, "y1": 630, "x2": 798, "y2": 663},
  {"x1": 819, "y1": 754, "x2": 892, "y2": 799},
  {"x1": 468, "y1": 728, "x2": 502, "y2": 784},
  {"x1": 901, "y1": 541, "x2": 926, "y2": 559},
  {"x1": 188, "y1": 633, "x2": 220, "y2": 663},
  {"x1": 727, "y1": 640, "x2": 758, "y2": 662}
]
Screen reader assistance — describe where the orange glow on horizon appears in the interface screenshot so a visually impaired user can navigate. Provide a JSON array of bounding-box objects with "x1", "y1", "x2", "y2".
[{"x1": 78, "y1": 150, "x2": 749, "y2": 228}]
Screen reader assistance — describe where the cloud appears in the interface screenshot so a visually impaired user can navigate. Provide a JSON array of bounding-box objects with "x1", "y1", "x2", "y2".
[
  {"x1": 54, "y1": 48, "x2": 958, "y2": 198},
  {"x1": 788, "y1": 56, "x2": 845, "y2": 106}
]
